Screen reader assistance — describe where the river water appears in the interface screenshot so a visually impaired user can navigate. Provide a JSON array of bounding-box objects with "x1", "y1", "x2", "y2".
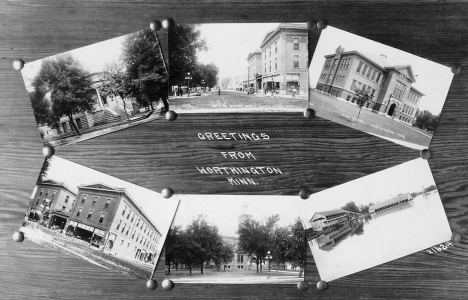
[{"x1": 309, "y1": 191, "x2": 452, "y2": 281}]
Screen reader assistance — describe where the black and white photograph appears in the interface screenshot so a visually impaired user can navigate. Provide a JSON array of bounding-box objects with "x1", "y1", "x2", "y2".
[
  {"x1": 164, "y1": 195, "x2": 304, "y2": 284},
  {"x1": 308, "y1": 26, "x2": 453, "y2": 150},
  {"x1": 18, "y1": 156, "x2": 179, "y2": 280},
  {"x1": 168, "y1": 23, "x2": 309, "y2": 113},
  {"x1": 295, "y1": 158, "x2": 452, "y2": 282},
  {"x1": 21, "y1": 29, "x2": 168, "y2": 147}
]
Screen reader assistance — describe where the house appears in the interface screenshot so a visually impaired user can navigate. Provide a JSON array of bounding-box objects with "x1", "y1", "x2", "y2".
[
  {"x1": 309, "y1": 209, "x2": 350, "y2": 232},
  {"x1": 65, "y1": 183, "x2": 161, "y2": 264},
  {"x1": 369, "y1": 193, "x2": 413, "y2": 214},
  {"x1": 315, "y1": 46, "x2": 425, "y2": 124},
  {"x1": 259, "y1": 23, "x2": 308, "y2": 95}
]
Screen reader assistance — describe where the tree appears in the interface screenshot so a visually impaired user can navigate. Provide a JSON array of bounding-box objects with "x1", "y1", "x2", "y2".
[
  {"x1": 271, "y1": 226, "x2": 290, "y2": 272},
  {"x1": 413, "y1": 110, "x2": 439, "y2": 132},
  {"x1": 285, "y1": 218, "x2": 306, "y2": 278},
  {"x1": 168, "y1": 24, "x2": 207, "y2": 88},
  {"x1": 341, "y1": 201, "x2": 360, "y2": 213},
  {"x1": 192, "y1": 63, "x2": 219, "y2": 88},
  {"x1": 37, "y1": 157, "x2": 52, "y2": 184},
  {"x1": 212, "y1": 243, "x2": 234, "y2": 271},
  {"x1": 123, "y1": 29, "x2": 168, "y2": 111},
  {"x1": 165, "y1": 225, "x2": 182, "y2": 275},
  {"x1": 352, "y1": 87, "x2": 373, "y2": 121},
  {"x1": 30, "y1": 54, "x2": 95, "y2": 135},
  {"x1": 220, "y1": 77, "x2": 233, "y2": 90},
  {"x1": 99, "y1": 63, "x2": 136, "y2": 122},
  {"x1": 237, "y1": 214, "x2": 279, "y2": 273}
]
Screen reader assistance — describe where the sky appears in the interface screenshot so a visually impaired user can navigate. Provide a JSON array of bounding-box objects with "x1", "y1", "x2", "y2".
[
  {"x1": 196, "y1": 23, "x2": 280, "y2": 81},
  {"x1": 295, "y1": 158, "x2": 437, "y2": 216},
  {"x1": 42, "y1": 156, "x2": 179, "y2": 232},
  {"x1": 20, "y1": 32, "x2": 129, "y2": 90},
  {"x1": 173, "y1": 194, "x2": 298, "y2": 237},
  {"x1": 308, "y1": 26, "x2": 453, "y2": 115}
]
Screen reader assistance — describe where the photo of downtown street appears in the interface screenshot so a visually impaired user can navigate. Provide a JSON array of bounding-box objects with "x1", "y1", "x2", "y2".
[
  {"x1": 168, "y1": 23, "x2": 309, "y2": 113},
  {"x1": 165, "y1": 195, "x2": 304, "y2": 284}
]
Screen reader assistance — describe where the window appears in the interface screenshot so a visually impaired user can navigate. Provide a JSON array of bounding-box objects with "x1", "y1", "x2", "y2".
[
  {"x1": 293, "y1": 55, "x2": 299, "y2": 68},
  {"x1": 326, "y1": 74, "x2": 333, "y2": 84},
  {"x1": 52, "y1": 191, "x2": 56, "y2": 198},
  {"x1": 275, "y1": 58, "x2": 277, "y2": 70},
  {"x1": 264, "y1": 63, "x2": 266, "y2": 73},
  {"x1": 69, "y1": 121, "x2": 75, "y2": 131},
  {"x1": 127, "y1": 210, "x2": 131, "y2": 220},
  {"x1": 36, "y1": 199, "x2": 40, "y2": 205},
  {"x1": 87, "y1": 209, "x2": 94, "y2": 220},
  {"x1": 81, "y1": 194, "x2": 87, "y2": 203},
  {"x1": 126, "y1": 227, "x2": 130, "y2": 236},
  {"x1": 45, "y1": 190, "x2": 49, "y2": 196},
  {"x1": 317, "y1": 85, "x2": 322, "y2": 91},
  {"x1": 127, "y1": 243, "x2": 130, "y2": 248},
  {"x1": 99, "y1": 212, "x2": 106, "y2": 223},
  {"x1": 121, "y1": 223, "x2": 126, "y2": 233},
  {"x1": 121, "y1": 239, "x2": 124, "y2": 245},
  {"x1": 331, "y1": 59, "x2": 338, "y2": 69},
  {"x1": 324, "y1": 60, "x2": 331, "y2": 69},
  {"x1": 136, "y1": 233, "x2": 140, "y2": 242},
  {"x1": 131, "y1": 213, "x2": 135, "y2": 222},
  {"x1": 293, "y1": 38, "x2": 299, "y2": 50},
  {"x1": 356, "y1": 62, "x2": 363, "y2": 73},
  {"x1": 116, "y1": 219, "x2": 121, "y2": 230},
  {"x1": 269, "y1": 46, "x2": 271, "y2": 57},
  {"x1": 39, "y1": 189, "x2": 43, "y2": 195},
  {"x1": 62, "y1": 122, "x2": 68, "y2": 133},
  {"x1": 104, "y1": 198, "x2": 111, "y2": 208},
  {"x1": 351, "y1": 79, "x2": 357, "y2": 90},
  {"x1": 76, "y1": 118, "x2": 82, "y2": 129},
  {"x1": 361, "y1": 65, "x2": 368, "y2": 76},
  {"x1": 237, "y1": 254, "x2": 244, "y2": 263},
  {"x1": 393, "y1": 81, "x2": 406, "y2": 99},
  {"x1": 76, "y1": 207, "x2": 82, "y2": 217},
  {"x1": 269, "y1": 62, "x2": 271, "y2": 72},
  {"x1": 275, "y1": 41, "x2": 277, "y2": 53},
  {"x1": 366, "y1": 67, "x2": 373, "y2": 78},
  {"x1": 376, "y1": 73, "x2": 381, "y2": 83},
  {"x1": 122, "y1": 205, "x2": 127, "y2": 216},
  {"x1": 264, "y1": 51, "x2": 266, "y2": 59},
  {"x1": 346, "y1": 95, "x2": 351, "y2": 101},
  {"x1": 341, "y1": 76, "x2": 345, "y2": 82},
  {"x1": 136, "y1": 219, "x2": 140, "y2": 227},
  {"x1": 92, "y1": 196, "x2": 98, "y2": 206},
  {"x1": 65, "y1": 195, "x2": 69, "y2": 203},
  {"x1": 132, "y1": 231, "x2": 136, "y2": 239},
  {"x1": 371, "y1": 70, "x2": 377, "y2": 81}
]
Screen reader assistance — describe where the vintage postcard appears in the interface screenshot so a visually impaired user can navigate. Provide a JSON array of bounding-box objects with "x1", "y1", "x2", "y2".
[
  {"x1": 168, "y1": 23, "x2": 308, "y2": 113},
  {"x1": 164, "y1": 195, "x2": 303, "y2": 284},
  {"x1": 20, "y1": 29, "x2": 168, "y2": 147},
  {"x1": 308, "y1": 26, "x2": 453, "y2": 150},
  {"x1": 19, "y1": 156, "x2": 179, "y2": 280},
  {"x1": 295, "y1": 158, "x2": 452, "y2": 282}
]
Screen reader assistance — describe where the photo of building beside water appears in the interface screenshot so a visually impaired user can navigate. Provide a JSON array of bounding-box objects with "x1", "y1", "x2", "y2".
[
  {"x1": 308, "y1": 26, "x2": 453, "y2": 150},
  {"x1": 19, "y1": 156, "x2": 179, "y2": 280},
  {"x1": 295, "y1": 158, "x2": 452, "y2": 282}
]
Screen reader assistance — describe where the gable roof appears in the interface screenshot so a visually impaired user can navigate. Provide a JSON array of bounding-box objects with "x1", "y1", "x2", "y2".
[
  {"x1": 310, "y1": 209, "x2": 348, "y2": 222},
  {"x1": 38, "y1": 179, "x2": 77, "y2": 196}
]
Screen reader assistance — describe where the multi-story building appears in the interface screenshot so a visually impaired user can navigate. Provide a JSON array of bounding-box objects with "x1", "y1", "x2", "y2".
[
  {"x1": 315, "y1": 46, "x2": 425, "y2": 124},
  {"x1": 246, "y1": 49, "x2": 263, "y2": 91},
  {"x1": 309, "y1": 209, "x2": 350, "y2": 232},
  {"x1": 26, "y1": 179, "x2": 77, "y2": 229},
  {"x1": 369, "y1": 193, "x2": 413, "y2": 214},
  {"x1": 259, "y1": 23, "x2": 308, "y2": 95},
  {"x1": 65, "y1": 183, "x2": 161, "y2": 263}
]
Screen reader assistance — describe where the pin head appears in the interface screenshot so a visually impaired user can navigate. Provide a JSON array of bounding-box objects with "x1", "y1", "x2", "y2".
[
  {"x1": 297, "y1": 281, "x2": 309, "y2": 291},
  {"x1": 162, "y1": 18, "x2": 175, "y2": 30},
  {"x1": 13, "y1": 231, "x2": 24, "y2": 242},
  {"x1": 162, "y1": 279, "x2": 174, "y2": 290},
  {"x1": 150, "y1": 20, "x2": 162, "y2": 32},
  {"x1": 146, "y1": 279, "x2": 158, "y2": 290},
  {"x1": 13, "y1": 59, "x2": 25, "y2": 70}
]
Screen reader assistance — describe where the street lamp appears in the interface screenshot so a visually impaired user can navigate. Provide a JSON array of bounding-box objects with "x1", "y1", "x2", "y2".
[
  {"x1": 185, "y1": 72, "x2": 192, "y2": 98},
  {"x1": 201, "y1": 80, "x2": 205, "y2": 92},
  {"x1": 265, "y1": 251, "x2": 273, "y2": 279}
]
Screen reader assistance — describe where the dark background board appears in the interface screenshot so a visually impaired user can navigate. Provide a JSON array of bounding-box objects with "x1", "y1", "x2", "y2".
[{"x1": 1, "y1": 1, "x2": 468, "y2": 299}]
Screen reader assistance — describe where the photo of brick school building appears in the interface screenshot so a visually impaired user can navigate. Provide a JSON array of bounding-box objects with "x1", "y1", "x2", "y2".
[
  {"x1": 26, "y1": 181, "x2": 161, "y2": 263},
  {"x1": 315, "y1": 46, "x2": 424, "y2": 124}
]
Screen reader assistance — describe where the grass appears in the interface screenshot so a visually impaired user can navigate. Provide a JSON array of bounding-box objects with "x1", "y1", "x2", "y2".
[{"x1": 309, "y1": 89, "x2": 432, "y2": 149}]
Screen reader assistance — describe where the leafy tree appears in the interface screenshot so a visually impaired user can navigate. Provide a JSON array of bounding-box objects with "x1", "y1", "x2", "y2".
[
  {"x1": 168, "y1": 24, "x2": 207, "y2": 88},
  {"x1": 341, "y1": 201, "x2": 360, "y2": 213},
  {"x1": 285, "y1": 218, "x2": 306, "y2": 278},
  {"x1": 221, "y1": 77, "x2": 233, "y2": 90},
  {"x1": 413, "y1": 110, "x2": 439, "y2": 132},
  {"x1": 123, "y1": 29, "x2": 168, "y2": 110},
  {"x1": 237, "y1": 214, "x2": 279, "y2": 273},
  {"x1": 175, "y1": 230, "x2": 199, "y2": 274},
  {"x1": 30, "y1": 54, "x2": 95, "y2": 134},
  {"x1": 192, "y1": 63, "x2": 219, "y2": 88},
  {"x1": 271, "y1": 226, "x2": 290, "y2": 272},
  {"x1": 99, "y1": 63, "x2": 136, "y2": 122},
  {"x1": 165, "y1": 225, "x2": 182, "y2": 274},
  {"x1": 352, "y1": 87, "x2": 373, "y2": 121},
  {"x1": 212, "y1": 243, "x2": 234, "y2": 271}
]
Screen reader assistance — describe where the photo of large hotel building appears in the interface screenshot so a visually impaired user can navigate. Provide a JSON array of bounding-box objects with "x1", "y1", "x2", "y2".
[
  {"x1": 315, "y1": 46, "x2": 424, "y2": 124},
  {"x1": 26, "y1": 181, "x2": 161, "y2": 263}
]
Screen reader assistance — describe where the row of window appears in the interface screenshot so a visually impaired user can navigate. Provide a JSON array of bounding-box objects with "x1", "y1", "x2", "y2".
[
  {"x1": 335, "y1": 75, "x2": 346, "y2": 82},
  {"x1": 57, "y1": 118, "x2": 83, "y2": 134},
  {"x1": 407, "y1": 91, "x2": 421, "y2": 104},
  {"x1": 402, "y1": 104, "x2": 415, "y2": 116},
  {"x1": 264, "y1": 41, "x2": 278, "y2": 59},
  {"x1": 399, "y1": 116, "x2": 412, "y2": 124},
  {"x1": 121, "y1": 204, "x2": 159, "y2": 244},
  {"x1": 393, "y1": 80, "x2": 406, "y2": 99},
  {"x1": 339, "y1": 58, "x2": 352, "y2": 69},
  {"x1": 116, "y1": 219, "x2": 157, "y2": 251},
  {"x1": 356, "y1": 61, "x2": 382, "y2": 84},
  {"x1": 351, "y1": 80, "x2": 376, "y2": 97},
  {"x1": 264, "y1": 55, "x2": 302, "y2": 73},
  {"x1": 80, "y1": 194, "x2": 112, "y2": 208}
]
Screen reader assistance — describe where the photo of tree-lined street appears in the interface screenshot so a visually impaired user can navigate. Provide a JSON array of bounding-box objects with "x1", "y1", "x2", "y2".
[
  {"x1": 165, "y1": 195, "x2": 304, "y2": 284},
  {"x1": 21, "y1": 29, "x2": 168, "y2": 147},
  {"x1": 295, "y1": 158, "x2": 452, "y2": 282},
  {"x1": 168, "y1": 23, "x2": 309, "y2": 113},
  {"x1": 308, "y1": 26, "x2": 453, "y2": 150}
]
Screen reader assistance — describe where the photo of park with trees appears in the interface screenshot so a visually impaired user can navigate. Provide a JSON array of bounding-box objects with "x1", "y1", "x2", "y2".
[
  {"x1": 21, "y1": 28, "x2": 168, "y2": 147},
  {"x1": 165, "y1": 196, "x2": 305, "y2": 284}
]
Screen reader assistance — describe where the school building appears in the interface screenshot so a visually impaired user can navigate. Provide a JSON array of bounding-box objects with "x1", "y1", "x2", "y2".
[{"x1": 315, "y1": 46, "x2": 424, "y2": 124}]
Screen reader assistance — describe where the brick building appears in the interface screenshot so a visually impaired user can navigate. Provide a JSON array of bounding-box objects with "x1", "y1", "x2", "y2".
[{"x1": 315, "y1": 46, "x2": 424, "y2": 124}]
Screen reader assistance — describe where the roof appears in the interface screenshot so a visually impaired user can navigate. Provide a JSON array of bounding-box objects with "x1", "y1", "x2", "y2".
[
  {"x1": 310, "y1": 209, "x2": 348, "y2": 222},
  {"x1": 38, "y1": 179, "x2": 77, "y2": 196},
  {"x1": 259, "y1": 23, "x2": 307, "y2": 48},
  {"x1": 247, "y1": 49, "x2": 262, "y2": 60},
  {"x1": 369, "y1": 193, "x2": 412, "y2": 211},
  {"x1": 410, "y1": 85, "x2": 425, "y2": 96}
]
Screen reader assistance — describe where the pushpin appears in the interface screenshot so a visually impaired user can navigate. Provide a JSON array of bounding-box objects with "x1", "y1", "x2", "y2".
[
  {"x1": 317, "y1": 280, "x2": 328, "y2": 291},
  {"x1": 162, "y1": 279, "x2": 174, "y2": 290},
  {"x1": 420, "y1": 149, "x2": 431, "y2": 160},
  {"x1": 146, "y1": 279, "x2": 158, "y2": 290},
  {"x1": 165, "y1": 110, "x2": 177, "y2": 121},
  {"x1": 162, "y1": 18, "x2": 175, "y2": 30},
  {"x1": 303, "y1": 108, "x2": 315, "y2": 119},
  {"x1": 13, "y1": 231, "x2": 24, "y2": 242},
  {"x1": 297, "y1": 281, "x2": 308, "y2": 291},
  {"x1": 150, "y1": 20, "x2": 162, "y2": 32},
  {"x1": 162, "y1": 188, "x2": 173, "y2": 199},
  {"x1": 299, "y1": 188, "x2": 311, "y2": 200},
  {"x1": 317, "y1": 19, "x2": 328, "y2": 29},
  {"x1": 13, "y1": 59, "x2": 25, "y2": 70}
]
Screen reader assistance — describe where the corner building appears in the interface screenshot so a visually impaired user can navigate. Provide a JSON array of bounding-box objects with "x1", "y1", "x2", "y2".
[{"x1": 66, "y1": 183, "x2": 161, "y2": 263}]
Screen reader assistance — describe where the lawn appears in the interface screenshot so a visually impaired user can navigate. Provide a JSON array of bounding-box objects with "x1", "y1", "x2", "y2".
[
  {"x1": 309, "y1": 89, "x2": 432, "y2": 149},
  {"x1": 169, "y1": 90, "x2": 307, "y2": 112}
]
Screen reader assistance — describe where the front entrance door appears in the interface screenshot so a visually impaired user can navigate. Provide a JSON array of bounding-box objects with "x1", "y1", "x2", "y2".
[{"x1": 387, "y1": 103, "x2": 396, "y2": 116}]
